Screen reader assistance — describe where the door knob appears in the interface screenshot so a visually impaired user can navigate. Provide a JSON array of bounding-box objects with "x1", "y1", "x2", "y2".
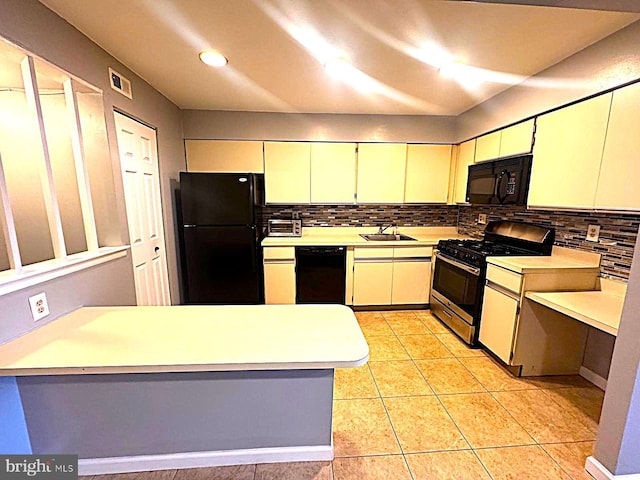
[{"x1": 155, "y1": 246, "x2": 160, "y2": 253}]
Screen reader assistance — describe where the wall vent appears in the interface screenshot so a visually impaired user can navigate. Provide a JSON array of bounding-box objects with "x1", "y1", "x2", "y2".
[{"x1": 108, "y1": 67, "x2": 132, "y2": 99}]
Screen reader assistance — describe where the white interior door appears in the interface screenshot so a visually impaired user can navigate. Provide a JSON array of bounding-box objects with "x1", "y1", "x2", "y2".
[{"x1": 114, "y1": 111, "x2": 171, "y2": 306}]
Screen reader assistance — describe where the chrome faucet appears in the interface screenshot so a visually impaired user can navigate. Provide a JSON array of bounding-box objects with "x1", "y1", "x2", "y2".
[{"x1": 378, "y1": 224, "x2": 394, "y2": 234}]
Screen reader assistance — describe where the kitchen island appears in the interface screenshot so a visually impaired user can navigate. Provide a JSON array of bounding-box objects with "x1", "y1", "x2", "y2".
[{"x1": 0, "y1": 305, "x2": 368, "y2": 475}]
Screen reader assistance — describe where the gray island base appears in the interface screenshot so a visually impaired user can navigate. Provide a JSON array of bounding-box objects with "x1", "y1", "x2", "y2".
[{"x1": 0, "y1": 305, "x2": 368, "y2": 474}]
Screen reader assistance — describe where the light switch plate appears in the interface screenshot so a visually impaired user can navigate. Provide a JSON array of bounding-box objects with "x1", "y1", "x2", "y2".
[
  {"x1": 478, "y1": 214, "x2": 487, "y2": 225},
  {"x1": 586, "y1": 224, "x2": 600, "y2": 242},
  {"x1": 28, "y1": 292, "x2": 50, "y2": 321}
]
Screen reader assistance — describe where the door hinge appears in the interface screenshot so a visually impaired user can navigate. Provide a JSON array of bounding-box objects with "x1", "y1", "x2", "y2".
[
  {"x1": 510, "y1": 351, "x2": 514, "y2": 362},
  {"x1": 516, "y1": 305, "x2": 521, "y2": 315}
]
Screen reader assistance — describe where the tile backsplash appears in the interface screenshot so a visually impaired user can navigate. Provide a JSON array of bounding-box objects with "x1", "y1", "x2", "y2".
[
  {"x1": 458, "y1": 205, "x2": 640, "y2": 281},
  {"x1": 260, "y1": 204, "x2": 639, "y2": 281},
  {"x1": 259, "y1": 204, "x2": 458, "y2": 228}
]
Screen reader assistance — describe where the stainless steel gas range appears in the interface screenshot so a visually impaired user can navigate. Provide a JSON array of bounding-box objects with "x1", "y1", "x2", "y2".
[{"x1": 430, "y1": 220, "x2": 555, "y2": 346}]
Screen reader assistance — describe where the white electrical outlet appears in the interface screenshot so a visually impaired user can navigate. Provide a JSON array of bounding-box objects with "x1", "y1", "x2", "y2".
[
  {"x1": 478, "y1": 214, "x2": 487, "y2": 225},
  {"x1": 28, "y1": 292, "x2": 50, "y2": 321},
  {"x1": 586, "y1": 224, "x2": 600, "y2": 243}
]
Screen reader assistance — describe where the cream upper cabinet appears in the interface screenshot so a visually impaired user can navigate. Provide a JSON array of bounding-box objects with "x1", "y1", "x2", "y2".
[
  {"x1": 404, "y1": 144, "x2": 452, "y2": 203},
  {"x1": 185, "y1": 140, "x2": 264, "y2": 173},
  {"x1": 499, "y1": 119, "x2": 534, "y2": 157},
  {"x1": 529, "y1": 93, "x2": 612, "y2": 209},
  {"x1": 264, "y1": 141, "x2": 311, "y2": 204},
  {"x1": 310, "y1": 142, "x2": 357, "y2": 204},
  {"x1": 356, "y1": 143, "x2": 407, "y2": 203},
  {"x1": 474, "y1": 131, "x2": 501, "y2": 162},
  {"x1": 595, "y1": 82, "x2": 640, "y2": 211},
  {"x1": 453, "y1": 139, "x2": 476, "y2": 204}
]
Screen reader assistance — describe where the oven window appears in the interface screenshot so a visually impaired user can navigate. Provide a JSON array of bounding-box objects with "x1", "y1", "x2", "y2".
[{"x1": 432, "y1": 257, "x2": 479, "y2": 316}]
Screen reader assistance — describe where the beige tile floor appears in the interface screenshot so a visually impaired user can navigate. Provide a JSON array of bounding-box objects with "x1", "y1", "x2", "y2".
[{"x1": 81, "y1": 310, "x2": 604, "y2": 480}]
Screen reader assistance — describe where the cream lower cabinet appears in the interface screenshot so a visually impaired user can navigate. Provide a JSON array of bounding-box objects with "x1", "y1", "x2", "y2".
[
  {"x1": 391, "y1": 247, "x2": 432, "y2": 304},
  {"x1": 263, "y1": 247, "x2": 296, "y2": 304},
  {"x1": 352, "y1": 246, "x2": 432, "y2": 306},
  {"x1": 352, "y1": 248, "x2": 394, "y2": 305},
  {"x1": 479, "y1": 282, "x2": 520, "y2": 364},
  {"x1": 479, "y1": 262, "x2": 599, "y2": 375}
]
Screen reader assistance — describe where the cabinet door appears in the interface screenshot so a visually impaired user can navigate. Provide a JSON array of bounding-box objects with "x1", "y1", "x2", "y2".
[
  {"x1": 185, "y1": 140, "x2": 264, "y2": 173},
  {"x1": 529, "y1": 94, "x2": 611, "y2": 209},
  {"x1": 595, "y1": 82, "x2": 640, "y2": 211},
  {"x1": 453, "y1": 139, "x2": 476, "y2": 204},
  {"x1": 264, "y1": 262, "x2": 296, "y2": 304},
  {"x1": 404, "y1": 144, "x2": 452, "y2": 203},
  {"x1": 499, "y1": 119, "x2": 534, "y2": 157},
  {"x1": 264, "y1": 142, "x2": 311, "y2": 204},
  {"x1": 356, "y1": 143, "x2": 407, "y2": 203},
  {"x1": 391, "y1": 260, "x2": 431, "y2": 304},
  {"x1": 475, "y1": 131, "x2": 501, "y2": 162},
  {"x1": 353, "y1": 262, "x2": 393, "y2": 305},
  {"x1": 310, "y1": 142, "x2": 356, "y2": 204},
  {"x1": 478, "y1": 284, "x2": 519, "y2": 364}
]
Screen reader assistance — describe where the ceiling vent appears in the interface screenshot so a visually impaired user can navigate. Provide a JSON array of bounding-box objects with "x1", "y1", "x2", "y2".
[{"x1": 108, "y1": 67, "x2": 132, "y2": 99}]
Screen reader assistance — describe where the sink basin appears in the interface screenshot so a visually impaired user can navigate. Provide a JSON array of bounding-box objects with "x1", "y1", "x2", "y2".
[{"x1": 360, "y1": 233, "x2": 417, "y2": 241}]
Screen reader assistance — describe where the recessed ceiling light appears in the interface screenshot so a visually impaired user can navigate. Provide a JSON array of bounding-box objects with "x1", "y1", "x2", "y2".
[
  {"x1": 324, "y1": 55, "x2": 352, "y2": 78},
  {"x1": 199, "y1": 50, "x2": 228, "y2": 67}
]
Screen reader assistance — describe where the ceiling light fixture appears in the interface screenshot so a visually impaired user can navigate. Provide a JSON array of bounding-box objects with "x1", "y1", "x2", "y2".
[
  {"x1": 324, "y1": 55, "x2": 352, "y2": 78},
  {"x1": 199, "y1": 50, "x2": 228, "y2": 67}
]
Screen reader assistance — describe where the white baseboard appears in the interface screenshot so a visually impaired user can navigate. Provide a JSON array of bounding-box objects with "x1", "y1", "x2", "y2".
[
  {"x1": 580, "y1": 366, "x2": 608, "y2": 390},
  {"x1": 78, "y1": 445, "x2": 334, "y2": 475},
  {"x1": 586, "y1": 456, "x2": 640, "y2": 479}
]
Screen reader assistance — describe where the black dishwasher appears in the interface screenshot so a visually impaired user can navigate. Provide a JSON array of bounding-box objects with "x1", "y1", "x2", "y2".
[{"x1": 295, "y1": 246, "x2": 347, "y2": 304}]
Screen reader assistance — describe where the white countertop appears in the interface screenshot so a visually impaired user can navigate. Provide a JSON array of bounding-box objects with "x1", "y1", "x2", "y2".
[
  {"x1": 525, "y1": 286, "x2": 625, "y2": 336},
  {"x1": 0, "y1": 305, "x2": 369, "y2": 376},
  {"x1": 487, "y1": 246, "x2": 601, "y2": 274},
  {"x1": 262, "y1": 226, "x2": 465, "y2": 247}
]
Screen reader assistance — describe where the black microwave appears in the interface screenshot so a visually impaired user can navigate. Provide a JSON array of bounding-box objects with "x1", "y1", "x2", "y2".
[{"x1": 466, "y1": 154, "x2": 533, "y2": 205}]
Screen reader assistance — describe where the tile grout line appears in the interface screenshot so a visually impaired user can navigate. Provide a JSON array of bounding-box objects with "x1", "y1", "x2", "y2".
[
  {"x1": 410, "y1": 313, "x2": 497, "y2": 480},
  {"x1": 359, "y1": 310, "x2": 595, "y2": 480},
  {"x1": 365, "y1": 360, "x2": 416, "y2": 480},
  {"x1": 383, "y1": 312, "x2": 490, "y2": 479}
]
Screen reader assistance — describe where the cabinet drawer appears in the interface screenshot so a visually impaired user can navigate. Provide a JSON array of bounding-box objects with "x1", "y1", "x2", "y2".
[
  {"x1": 393, "y1": 246, "x2": 432, "y2": 258},
  {"x1": 354, "y1": 247, "x2": 394, "y2": 260},
  {"x1": 486, "y1": 264, "x2": 522, "y2": 294},
  {"x1": 263, "y1": 246, "x2": 295, "y2": 261}
]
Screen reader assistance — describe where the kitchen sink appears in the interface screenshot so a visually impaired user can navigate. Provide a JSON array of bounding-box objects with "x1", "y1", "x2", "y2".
[{"x1": 360, "y1": 233, "x2": 417, "y2": 241}]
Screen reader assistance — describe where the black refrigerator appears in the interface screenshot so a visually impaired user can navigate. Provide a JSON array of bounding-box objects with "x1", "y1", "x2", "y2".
[{"x1": 179, "y1": 172, "x2": 264, "y2": 304}]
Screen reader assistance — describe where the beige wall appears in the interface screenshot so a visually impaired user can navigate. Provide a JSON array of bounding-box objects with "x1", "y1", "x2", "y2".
[
  {"x1": 183, "y1": 110, "x2": 457, "y2": 144},
  {"x1": 1, "y1": 0, "x2": 185, "y2": 305},
  {"x1": 456, "y1": 20, "x2": 640, "y2": 141}
]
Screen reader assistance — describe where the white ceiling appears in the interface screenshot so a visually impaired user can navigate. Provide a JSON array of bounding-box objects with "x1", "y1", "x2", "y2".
[{"x1": 39, "y1": 0, "x2": 639, "y2": 115}]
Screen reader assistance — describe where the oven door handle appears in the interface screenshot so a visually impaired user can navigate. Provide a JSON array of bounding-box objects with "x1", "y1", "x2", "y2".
[{"x1": 434, "y1": 252, "x2": 481, "y2": 276}]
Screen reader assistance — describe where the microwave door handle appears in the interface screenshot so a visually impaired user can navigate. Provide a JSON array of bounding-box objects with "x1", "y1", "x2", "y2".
[{"x1": 496, "y1": 170, "x2": 509, "y2": 204}]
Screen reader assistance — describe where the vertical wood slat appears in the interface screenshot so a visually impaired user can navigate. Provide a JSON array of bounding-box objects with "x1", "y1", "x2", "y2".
[
  {"x1": 0, "y1": 154, "x2": 23, "y2": 273},
  {"x1": 20, "y1": 56, "x2": 67, "y2": 259},
  {"x1": 63, "y1": 78, "x2": 99, "y2": 251}
]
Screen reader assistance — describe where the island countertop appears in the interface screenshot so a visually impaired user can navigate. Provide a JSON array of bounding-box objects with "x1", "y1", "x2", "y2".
[{"x1": 0, "y1": 305, "x2": 369, "y2": 376}]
